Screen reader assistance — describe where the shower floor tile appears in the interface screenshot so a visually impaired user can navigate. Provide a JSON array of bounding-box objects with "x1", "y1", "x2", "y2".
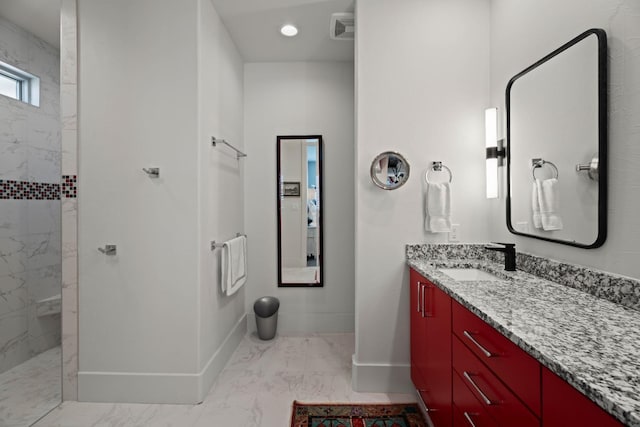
[
  {"x1": 0, "y1": 346, "x2": 61, "y2": 427},
  {"x1": 33, "y1": 334, "x2": 416, "y2": 427}
]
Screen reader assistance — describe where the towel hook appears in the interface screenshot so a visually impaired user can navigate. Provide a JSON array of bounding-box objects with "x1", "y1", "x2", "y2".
[
  {"x1": 142, "y1": 167, "x2": 160, "y2": 178},
  {"x1": 576, "y1": 155, "x2": 599, "y2": 181},
  {"x1": 531, "y1": 159, "x2": 559, "y2": 180},
  {"x1": 425, "y1": 161, "x2": 453, "y2": 183}
]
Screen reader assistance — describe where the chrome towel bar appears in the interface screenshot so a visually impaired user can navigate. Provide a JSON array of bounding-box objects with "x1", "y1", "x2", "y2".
[
  {"x1": 211, "y1": 137, "x2": 247, "y2": 159},
  {"x1": 211, "y1": 233, "x2": 247, "y2": 250}
]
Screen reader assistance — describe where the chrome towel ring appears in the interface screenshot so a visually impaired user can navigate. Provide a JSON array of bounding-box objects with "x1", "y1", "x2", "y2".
[
  {"x1": 425, "y1": 161, "x2": 453, "y2": 183},
  {"x1": 531, "y1": 158, "x2": 559, "y2": 180}
]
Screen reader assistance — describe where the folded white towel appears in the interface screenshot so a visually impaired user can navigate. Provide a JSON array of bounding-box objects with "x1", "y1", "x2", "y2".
[
  {"x1": 531, "y1": 180, "x2": 543, "y2": 229},
  {"x1": 536, "y1": 179, "x2": 563, "y2": 231},
  {"x1": 221, "y1": 235, "x2": 247, "y2": 296},
  {"x1": 424, "y1": 182, "x2": 452, "y2": 233}
]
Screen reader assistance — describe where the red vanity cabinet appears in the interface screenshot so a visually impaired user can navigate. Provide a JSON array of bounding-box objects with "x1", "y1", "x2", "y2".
[
  {"x1": 452, "y1": 336, "x2": 539, "y2": 427},
  {"x1": 410, "y1": 268, "x2": 452, "y2": 427},
  {"x1": 452, "y1": 371, "x2": 496, "y2": 427},
  {"x1": 542, "y1": 368, "x2": 623, "y2": 427},
  {"x1": 410, "y1": 268, "x2": 428, "y2": 392},
  {"x1": 452, "y1": 300, "x2": 541, "y2": 416},
  {"x1": 409, "y1": 267, "x2": 625, "y2": 427}
]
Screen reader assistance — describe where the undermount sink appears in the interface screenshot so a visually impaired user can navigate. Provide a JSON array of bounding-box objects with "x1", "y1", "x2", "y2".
[{"x1": 437, "y1": 268, "x2": 503, "y2": 281}]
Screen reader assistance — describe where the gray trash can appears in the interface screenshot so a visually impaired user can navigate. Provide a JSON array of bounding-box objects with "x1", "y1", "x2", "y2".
[{"x1": 254, "y1": 296, "x2": 280, "y2": 340}]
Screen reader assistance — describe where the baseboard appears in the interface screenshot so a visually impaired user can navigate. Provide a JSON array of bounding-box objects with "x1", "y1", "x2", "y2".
[
  {"x1": 247, "y1": 312, "x2": 354, "y2": 334},
  {"x1": 78, "y1": 370, "x2": 200, "y2": 404},
  {"x1": 351, "y1": 355, "x2": 413, "y2": 393},
  {"x1": 78, "y1": 314, "x2": 247, "y2": 404},
  {"x1": 197, "y1": 313, "x2": 247, "y2": 400}
]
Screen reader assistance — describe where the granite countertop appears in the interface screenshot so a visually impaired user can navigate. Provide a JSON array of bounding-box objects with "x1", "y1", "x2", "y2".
[{"x1": 407, "y1": 256, "x2": 640, "y2": 427}]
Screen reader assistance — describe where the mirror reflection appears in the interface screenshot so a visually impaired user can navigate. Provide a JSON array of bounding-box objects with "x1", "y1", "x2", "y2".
[
  {"x1": 370, "y1": 151, "x2": 411, "y2": 190},
  {"x1": 506, "y1": 29, "x2": 607, "y2": 248},
  {"x1": 277, "y1": 136, "x2": 323, "y2": 287}
]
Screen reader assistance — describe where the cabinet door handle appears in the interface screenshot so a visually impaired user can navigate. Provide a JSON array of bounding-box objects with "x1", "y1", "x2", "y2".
[
  {"x1": 463, "y1": 330, "x2": 495, "y2": 358},
  {"x1": 463, "y1": 412, "x2": 479, "y2": 427},
  {"x1": 417, "y1": 281, "x2": 433, "y2": 318},
  {"x1": 424, "y1": 284, "x2": 432, "y2": 317},
  {"x1": 416, "y1": 282, "x2": 422, "y2": 312},
  {"x1": 418, "y1": 282, "x2": 432, "y2": 317},
  {"x1": 463, "y1": 371, "x2": 495, "y2": 405}
]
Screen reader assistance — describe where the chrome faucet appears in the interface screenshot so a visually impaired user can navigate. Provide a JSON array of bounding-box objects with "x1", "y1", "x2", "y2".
[{"x1": 484, "y1": 242, "x2": 516, "y2": 271}]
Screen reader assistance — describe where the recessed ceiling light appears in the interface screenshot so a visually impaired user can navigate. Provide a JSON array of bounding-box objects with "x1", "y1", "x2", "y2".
[{"x1": 280, "y1": 24, "x2": 298, "y2": 37}]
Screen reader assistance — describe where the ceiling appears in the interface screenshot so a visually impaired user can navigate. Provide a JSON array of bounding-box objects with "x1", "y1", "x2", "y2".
[
  {"x1": 0, "y1": 0, "x2": 61, "y2": 48},
  {"x1": 0, "y1": 0, "x2": 354, "y2": 61},
  {"x1": 211, "y1": 0, "x2": 354, "y2": 62}
]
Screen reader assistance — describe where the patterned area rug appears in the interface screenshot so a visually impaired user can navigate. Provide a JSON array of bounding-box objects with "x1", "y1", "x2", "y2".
[{"x1": 290, "y1": 401, "x2": 427, "y2": 427}]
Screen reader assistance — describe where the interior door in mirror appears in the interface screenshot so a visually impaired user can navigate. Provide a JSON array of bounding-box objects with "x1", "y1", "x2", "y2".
[
  {"x1": 277, "y1": 136, "x2": 323, "y2": 287},
  {"x1": 506, "y1": 29, "x2": 607, "y2": 248}
]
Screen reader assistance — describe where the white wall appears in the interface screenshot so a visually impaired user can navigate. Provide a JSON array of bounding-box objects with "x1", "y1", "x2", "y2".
[
  {"x1": 244, "y1": 62, "x2": 355, "y2": 334},
  {"x1": 0, "y1": 16, "x2": 61, "y2": 373},
  {"x1": 488, "y1": 0, "x2": 640, "y2": 280},
  {"x1": 354, "y1": 0, "x2": 491, "y2": 392},
  {"x1": 78, "y1": 0, "x2": 245, "y2": 403},
  {"x1": 196, "y1": 0, "x2": 246, "y2": 400}
]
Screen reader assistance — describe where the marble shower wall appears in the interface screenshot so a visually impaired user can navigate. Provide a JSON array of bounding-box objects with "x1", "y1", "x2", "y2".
[
  {"x1": 0, "y1": 16, "x2": 61, "y2": 374},
  {"x1": 60, "y1": 0, "x2": 78, "y2": 401}
]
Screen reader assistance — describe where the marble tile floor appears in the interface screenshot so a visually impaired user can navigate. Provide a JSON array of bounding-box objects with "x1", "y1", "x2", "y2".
[
  {"x1": 0, "y1": 346, "x2": 61, "y2": 427},
  {"x1": 34, "y1": 333, "x2": 416, "y2": 426}
]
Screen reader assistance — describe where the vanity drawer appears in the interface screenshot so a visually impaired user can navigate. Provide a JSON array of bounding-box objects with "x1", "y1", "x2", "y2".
[
  {"x1": 452, "y1": 301, "x2": 541, "y2": 416},
  {"x1": 452, "y1": 336, "x2": 540, "y2": 427},
  {"x1": 453, "y1": 371, "x2": 497, "y2": 427}
]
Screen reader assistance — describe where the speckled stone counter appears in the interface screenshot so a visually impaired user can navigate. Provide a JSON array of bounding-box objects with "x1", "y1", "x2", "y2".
[{"x1": 406, "y1": 244, "x2": 640, "y2": 427}]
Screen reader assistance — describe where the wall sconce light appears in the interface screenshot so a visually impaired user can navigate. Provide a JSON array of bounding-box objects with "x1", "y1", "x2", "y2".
[{"x1": 485, "y1": 107, "x2": 505, "y2": 199}]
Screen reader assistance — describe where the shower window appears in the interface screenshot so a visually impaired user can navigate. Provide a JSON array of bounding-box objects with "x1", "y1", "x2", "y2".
[{"x1": 0, "y1": 61, "x2": 40, "y2": 106}]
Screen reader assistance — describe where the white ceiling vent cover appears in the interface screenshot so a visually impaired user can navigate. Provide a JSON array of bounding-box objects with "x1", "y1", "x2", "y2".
[{"x1": 330, "y1": 13, "x2": 354, "y2": 40}]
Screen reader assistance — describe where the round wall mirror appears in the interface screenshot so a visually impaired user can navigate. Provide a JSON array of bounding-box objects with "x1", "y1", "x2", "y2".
[{"x1": 370, "y1": 151, "x2": 410, "y2": 190}]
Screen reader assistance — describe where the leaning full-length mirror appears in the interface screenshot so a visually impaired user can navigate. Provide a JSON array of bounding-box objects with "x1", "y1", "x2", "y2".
[
  {"x1": 277, "y1": 136, "x2": 323, "y2": 287},
  {"x1": 506, "y1": 29, "x2": 607, "y2": 248}
]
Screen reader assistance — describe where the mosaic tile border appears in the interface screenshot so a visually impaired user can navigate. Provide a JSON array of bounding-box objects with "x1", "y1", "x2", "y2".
[
  {"x1": 61, "y1": 175, "x2": 77, "y2": 198},
  {"x1": 0, "y1": 175, "x2": 77, "y2": 200},
  {"x1": 0, "y1": 180, "x2": 60, "y2": 200},
  {"x1": 406, "y1": 243, "x2": 640, "y2": 311}
]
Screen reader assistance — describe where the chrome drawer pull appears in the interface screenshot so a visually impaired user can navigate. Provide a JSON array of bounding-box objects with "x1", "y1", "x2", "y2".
[
  {"x1": 463, "y1": 412, "x2": 479, "y2": 427},
  {"x1": 463, "y1": 371, "x2": 494, "y2": 405},
  {"x1": 463, "y1": 330, "x2": 495, "y2": 358}
]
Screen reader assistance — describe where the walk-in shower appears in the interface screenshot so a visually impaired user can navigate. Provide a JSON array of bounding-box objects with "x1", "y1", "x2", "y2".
[{"x1": 0, "y1": 8, "x2": 62, "y2": 426}]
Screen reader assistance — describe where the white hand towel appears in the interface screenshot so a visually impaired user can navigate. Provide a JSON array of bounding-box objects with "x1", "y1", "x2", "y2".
[
  {"x1": 537, "y1": 178, "x2": 563, "y2": 231},
  {"x1": 531, "y1": 180, "x2": 543, "y2": 229},
  {"x1": 221, "y1": 236, "x2": 247, "y2": 296},
  {"x1": 424, "y1": 182, "x2": 452, "y2": 233}
]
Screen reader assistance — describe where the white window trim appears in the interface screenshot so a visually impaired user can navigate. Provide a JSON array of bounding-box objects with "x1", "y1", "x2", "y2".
[{"x1": 0, "y1": 61, "x2": 40, "y2": 107}]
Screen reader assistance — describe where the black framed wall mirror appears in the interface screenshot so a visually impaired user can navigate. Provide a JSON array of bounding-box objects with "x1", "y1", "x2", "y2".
[
  {"x1": 506, "y1": 29, "x2": 607, "y2": 248},
  {"x1": 277, "y1": 135, "x2": 323, "y2": 287}
]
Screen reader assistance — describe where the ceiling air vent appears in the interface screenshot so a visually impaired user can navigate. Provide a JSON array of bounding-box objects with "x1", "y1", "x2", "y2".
[{"x1": 330, "y1": 13, "x2": 354, "y2": 40}]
